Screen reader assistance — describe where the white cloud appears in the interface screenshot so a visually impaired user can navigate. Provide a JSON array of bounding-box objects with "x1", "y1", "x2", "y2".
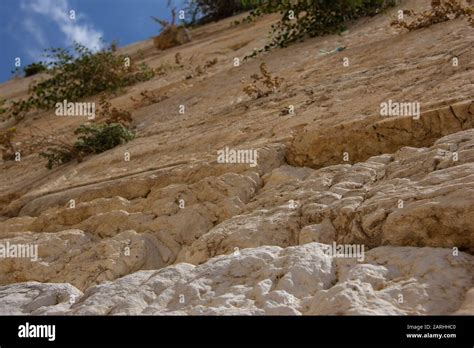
[
  {"x1": 23, "y1": 17, "x2": 47, "y2": 48},
  {"x1": 21, "y1": 0, "x2": 104, "y2": 51}
]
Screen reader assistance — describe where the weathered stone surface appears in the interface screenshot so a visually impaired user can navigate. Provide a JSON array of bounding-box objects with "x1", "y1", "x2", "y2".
[
  {"x1": 0, "y1": 282, "x2": 82, "y2": 315},
  {"x1": 455, "y1": 288, "x2": 474, "y2": 315},
  {"x1": 299, "y1": 219, "x2": 336, "y2": 245},
  {"x1": 287, "y1": 99, "x2": 474, "y2": 169},
  {"x1": 0, "y1": 244, "x2": 471, "y2": 315},
  {"x1": 0, "y1": 0, "x2": 472, "y2": 316},
  {"x1": 177, "y1": 206, "x2": 301, "y2": 264},
  {"x1": 2, "y1": 129, "x2": 472, "y2": 298},
  {"x1": 0, "y1": 229, "x2": 163, "y2": 291}
]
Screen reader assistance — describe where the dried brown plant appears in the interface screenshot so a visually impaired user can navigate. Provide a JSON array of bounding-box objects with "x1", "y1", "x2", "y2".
[
  {"x1": 391, "y1": 0, "x2": 474, "y2": 31},
  {"x1": 242, "y1": 63, "x2": 283, "y2": 99}
]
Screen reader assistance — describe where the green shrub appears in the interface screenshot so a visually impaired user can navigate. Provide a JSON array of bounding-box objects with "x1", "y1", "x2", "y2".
[
  {"x1": 74, "y1": 123, "x2": 135, "y2": 154},
  {"x1": 39, "y1": 144, "x2": 79, "y2": 169},
  {"x1": 23, "y1": 62, "x2": 47, "y2": 77},
  {"x1": 242, "y1": 0, "x2": 395, "y2": 57},
  {"x1": 182, "y1": 0, "x2": 254, "y2": 25},
  {"x1": 40, "y1": 123, "x2": 135, "y2": 169},
  {"x1": 9, "y1": 42, "x2": 155, "y2": 120}
]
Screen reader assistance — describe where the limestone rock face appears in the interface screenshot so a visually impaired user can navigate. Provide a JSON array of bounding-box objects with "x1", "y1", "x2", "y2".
[
  {"x1": 455, "y1": 288, "x2": 474, "y2": 314},
  {"x1": 287, "y1": 100, "x2": 474, "y2": 169},
  {"x1": 299, "y1": 219, "x2": 336, "y2": 245},
  {"x1": 0, "y1": 0, "x2": 473, "y2": 316},
  {"x1": 0, "y1": 282, "x2": 82, "y2": 315},
  {"x1": 0, "y1": 229, "x2": 159, "y2": 291},
  {"x1": 175, "y1": 130, "x2": 474, "y2": 266},
  {"x1": 177, "y1": 206, "x2": 301, "y2": 264},
  {"x1": 0, "y1": 129, "x2": 473, "y2": 308},
  {"x1": 0, "y1": 243, "x2": 471, "y2": 315}
]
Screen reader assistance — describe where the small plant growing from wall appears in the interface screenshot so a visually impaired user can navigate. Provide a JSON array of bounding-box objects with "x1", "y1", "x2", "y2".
[
  {"x1": 152, "y1": 9, "x2": 192, "y2": 50},
  {"x1": 40, "y1": 122, "x2": 135, "y2": 169},
  {"x1": 7, "y1": 42, "x2": 155, "y2": 121},
  {"x1": 391, "y1": 0, "x2": 474, "y2": 31},
  {"x1": 0, "y1": 127, "x2": 17, "y2": 161},
  {"x1": 242, "y1": 63, "x2": 283, "y2": 99}
]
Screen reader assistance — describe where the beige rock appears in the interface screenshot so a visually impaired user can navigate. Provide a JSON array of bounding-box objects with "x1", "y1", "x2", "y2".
[
  {"x1": 299, "y1": 219, "x2": 336, "y2": 245},
  {"x1": 0, "y1": 282, "x2": 82, "y2": 315},
  {"x1": 0, "y1": 244, "x2": 471, "y2": 315},
  {"x1": 0, "y1": 229, "x2": 167, "y2": 291},
  {"x1": 455, "y1": 288, "x2": 474, "y2": 315},
  {"x1": 0, "y1": 0, "x2": 472, "y2": 316},
  {"x1": 287, "y1": 100, "x2": 474, "y2": 169},
  {"x1": 28, "y1": 196, "x2": 132, "y2": 233},
  {"x1": 177, "y1": 206, "x2": 301, "y2": 264}
]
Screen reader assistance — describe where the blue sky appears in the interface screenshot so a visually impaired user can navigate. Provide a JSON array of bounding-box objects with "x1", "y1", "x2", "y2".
[{"x1": 0, "y1": 0, "x2": 185, "y2": 83}]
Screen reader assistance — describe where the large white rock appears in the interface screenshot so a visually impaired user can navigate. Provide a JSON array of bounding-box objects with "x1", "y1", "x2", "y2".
[
  {"x1": 0, "y1": 229, "x2": 163, "y2": 291},
  {"x1": 0, "y1": 282, "x2": 82, "y2": 315},
  {"x1": 1, "y1": 244, "x2": 471, "y2": 315}
]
